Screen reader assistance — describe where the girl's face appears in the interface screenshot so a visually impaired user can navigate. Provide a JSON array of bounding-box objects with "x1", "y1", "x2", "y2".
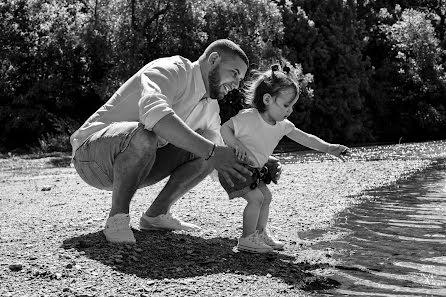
[{"x1": 262, "y1": 87, "x2": 298, "y2": 124}]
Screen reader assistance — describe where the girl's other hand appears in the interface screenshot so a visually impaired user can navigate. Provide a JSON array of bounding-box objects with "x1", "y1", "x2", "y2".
[{"x1": 328, "y1": 144, "x2": 351, "y2": 161}]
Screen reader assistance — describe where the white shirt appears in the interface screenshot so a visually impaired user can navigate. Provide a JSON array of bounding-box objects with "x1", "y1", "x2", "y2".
[
  {"x1": 70, "y1": 56, "x2": 221, "y2": 156},
  {"x1": 231, "y1": 108, "x2": 295, "y2": 167}
]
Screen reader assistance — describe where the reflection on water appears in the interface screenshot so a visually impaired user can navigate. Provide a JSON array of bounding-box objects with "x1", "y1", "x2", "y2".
[{"x1": 308, "y1": 159, "x2": 446, "y2": 296}]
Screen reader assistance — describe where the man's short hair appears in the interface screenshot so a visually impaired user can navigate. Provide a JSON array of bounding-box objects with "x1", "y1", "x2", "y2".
[{"x1": 204, "y1": 39, "x2": 249, "y2": 67}]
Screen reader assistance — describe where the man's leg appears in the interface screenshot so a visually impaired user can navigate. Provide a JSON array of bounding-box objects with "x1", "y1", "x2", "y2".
[
  {"x1": 139, "y1": 130, "x2": 218, "y2": 230},
  {"x1": 73, "y1": 122, "x2": 158, "y2": 243},
  {"x1": 109, "y1": 128, "x2": 158, "y2": 217}
]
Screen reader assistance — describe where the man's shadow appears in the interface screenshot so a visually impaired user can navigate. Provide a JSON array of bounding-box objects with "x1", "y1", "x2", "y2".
[{"x1": 61, "y1": 230, "x2": 340, "y2": 291}]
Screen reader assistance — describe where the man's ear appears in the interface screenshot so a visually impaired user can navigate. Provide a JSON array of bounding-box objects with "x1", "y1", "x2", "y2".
[
  {"x1": 208, "y1": 52, "x2": 221, "y2": 67},
  {"x1": 263, "y1": 93, "x2": 272, "y2": 105}
]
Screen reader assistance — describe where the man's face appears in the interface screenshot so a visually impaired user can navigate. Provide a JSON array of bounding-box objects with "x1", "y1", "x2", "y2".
[{"x1": 208, "y1": 54, "x2": 248, "y2": 100}]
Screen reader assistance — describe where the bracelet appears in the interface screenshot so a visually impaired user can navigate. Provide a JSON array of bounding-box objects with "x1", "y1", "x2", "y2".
[{"x1": 205, "y1": 143, "x2": 216, "y2": 160}]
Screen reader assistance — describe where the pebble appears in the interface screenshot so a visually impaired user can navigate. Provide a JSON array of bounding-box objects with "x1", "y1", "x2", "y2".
[
  {"x1": 75, "y1": 293, "x2": 95, "y2": 297},
  {"x1": 9, "y1": 264, "x2": 23, "y2": 271}
]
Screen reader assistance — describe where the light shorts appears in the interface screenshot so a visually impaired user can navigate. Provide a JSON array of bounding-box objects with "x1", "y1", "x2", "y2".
[
  {"x1": 72, "y1": 121, "x2": 196, "y2": 190},
  {"x1": 218, "y1": 165, "x2": 270, "y2": 199}
]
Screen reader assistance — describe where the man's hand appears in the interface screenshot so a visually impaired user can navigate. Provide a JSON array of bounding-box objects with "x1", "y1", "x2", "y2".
[
  {"x1": 265, "y1": 156, "x2": 282, "y2": 184},
  {"x1": 209, "y1": 145, "x2": 251, "y2": 187}
]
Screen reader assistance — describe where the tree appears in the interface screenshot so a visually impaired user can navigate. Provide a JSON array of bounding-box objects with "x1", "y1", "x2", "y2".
[
  {"x1": 281, "y1": 0, "x2": 372, "y2": 143},
  {"x1": 0, "y1": 0, "x2": 95, "y2": 150},
  {"x1": 382, "y1": 8, "x2": 446, "y2": 139},
  {"x1": 197, "y1": 0, "x2": 284, "y2": 65}
]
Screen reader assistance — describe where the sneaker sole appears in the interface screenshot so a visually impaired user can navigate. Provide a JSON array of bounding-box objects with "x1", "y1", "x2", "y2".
[
  {"x1": 139, "y1": 225, "x2": 174, "y2": 231},
  {"x1": 268, "y1": 244, "x2": 285, "y2": 250},
  {"x1": 237, "y1": 245, "x2": 273, "y2": 254},
  {"x1": 139, "y1": 223, "x2": 199, "y2": 232},
  {"x1": 139, "y1": 219, "x2": 200, "y2": 232}
]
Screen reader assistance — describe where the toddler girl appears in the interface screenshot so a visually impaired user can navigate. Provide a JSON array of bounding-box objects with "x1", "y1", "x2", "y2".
[{"x1": 218, "y1": 64, "x2": 349, "y2": 253}]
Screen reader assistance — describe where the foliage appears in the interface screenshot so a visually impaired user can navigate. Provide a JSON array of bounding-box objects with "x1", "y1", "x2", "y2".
[
  {"x1": 367, "y1": 6, "x2": 446, "y2": 141},
  {"x1": 1, "y1": 0, "x2": 446, "y2": 152},
  {"x1": 281, "y1": 0, "x2": 372, "y2": 143}
]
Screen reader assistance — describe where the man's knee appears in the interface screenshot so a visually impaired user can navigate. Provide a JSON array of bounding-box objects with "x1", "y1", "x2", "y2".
[{"x1": 127, "y1": 128, "x2": 157, "y2": 158}]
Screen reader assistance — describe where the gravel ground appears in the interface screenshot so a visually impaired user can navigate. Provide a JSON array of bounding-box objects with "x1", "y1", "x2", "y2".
[{"x1": 0, "y1": 142, "x2": 443, "y2": 297}]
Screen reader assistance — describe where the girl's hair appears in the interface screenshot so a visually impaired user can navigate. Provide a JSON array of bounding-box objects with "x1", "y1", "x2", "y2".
[{"x1": 244, "y1": 64, "x2": 299, "y2": 113}]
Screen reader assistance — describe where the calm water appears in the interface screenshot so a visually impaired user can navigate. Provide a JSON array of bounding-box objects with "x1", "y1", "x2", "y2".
[{"x1": 293, "y1": 141, "x2": 446, "y2": 296}]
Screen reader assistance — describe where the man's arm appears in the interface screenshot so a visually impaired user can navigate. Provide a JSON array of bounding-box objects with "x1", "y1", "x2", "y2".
[{"x1": 153, "y1": 114, "x2": 250, "y2": 186}]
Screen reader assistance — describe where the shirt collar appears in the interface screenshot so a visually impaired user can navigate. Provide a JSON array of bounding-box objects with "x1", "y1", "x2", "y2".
[{"x1": 192, "y1": 61, "x2": 207, "y2": 102}]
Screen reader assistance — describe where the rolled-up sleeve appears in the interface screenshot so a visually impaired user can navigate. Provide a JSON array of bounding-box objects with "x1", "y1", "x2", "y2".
[{"x1": 138, "y1": 60, "x2": 185, "y2": 130}]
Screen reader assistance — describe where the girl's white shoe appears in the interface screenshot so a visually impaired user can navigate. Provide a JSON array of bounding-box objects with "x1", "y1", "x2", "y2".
[
  {"x1": 258, "y1": 230, "x2": 285, "y2": 250},
  {"x1": 237, "y1": 231, "x2": 274, "y2": 253}
]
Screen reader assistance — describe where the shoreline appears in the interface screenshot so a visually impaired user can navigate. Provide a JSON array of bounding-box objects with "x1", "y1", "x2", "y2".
[{"x1": 0, "y1": 143, "x2": 444, "y2": 296}]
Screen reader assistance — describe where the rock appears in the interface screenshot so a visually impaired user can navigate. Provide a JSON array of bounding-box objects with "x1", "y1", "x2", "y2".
[
  {"x1": 114, "y1": 259, "x2": 123, "y2": 264},
  {"x1": 41, "y1": 186, "x2": 52, "y2": 191},
  {"x1": 9, "y1": 264, "x2": 23, "y2": 271},
  {"x1": 75, "y1": 293, "x2": 95, "y2": 297},
  {"x1": 78, "y1": 240, "x2": 90, "y2": 248}
]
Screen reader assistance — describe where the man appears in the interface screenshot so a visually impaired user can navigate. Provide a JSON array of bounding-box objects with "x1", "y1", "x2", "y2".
[{"x1": 70, "y1": 39, "x2": 280, "y2": 244}]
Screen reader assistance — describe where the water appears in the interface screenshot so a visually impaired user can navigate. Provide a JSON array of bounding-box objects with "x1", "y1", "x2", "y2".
[{"x1": 311, "y1": 158, "x2": 446, "y2": 296}]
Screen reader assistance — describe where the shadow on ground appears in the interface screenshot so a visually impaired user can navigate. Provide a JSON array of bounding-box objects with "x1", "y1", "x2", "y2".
[{"x1": 62, "y1": 230, "x2": 340, "y2": 291}]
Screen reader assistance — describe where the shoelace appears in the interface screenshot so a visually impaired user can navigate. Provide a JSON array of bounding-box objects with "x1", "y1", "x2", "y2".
[
  {"x1": 261, "y1": 232, "x2": 276, "y2": 244},
  {"x1": 250, "y1": 233, "x2": 264, "y2": 245}
]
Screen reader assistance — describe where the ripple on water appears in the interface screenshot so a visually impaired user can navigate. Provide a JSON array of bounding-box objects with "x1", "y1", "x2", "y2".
[{"x1": 310, "y1": 159, "x2": 446, "y2": 296}]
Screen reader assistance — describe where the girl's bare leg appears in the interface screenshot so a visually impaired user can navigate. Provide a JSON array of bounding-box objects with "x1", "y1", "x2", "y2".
[
  {"x1": 256, "y1": 185, "x2": 272, "y2": 233},
  {"x1": 241, "y1": 188, "x2": 264, "y2": 237}
]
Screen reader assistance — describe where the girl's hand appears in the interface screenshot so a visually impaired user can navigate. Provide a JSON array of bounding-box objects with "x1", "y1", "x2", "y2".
[
  {"x1": 232, "y1": 140, "x2": 255, "y2": 165},
  {"x1": 327, "y1": 144, "x2": 351, "y2": 161},
  {"x1": 234, "y1": 146, "x2": 248, "y2": 162}
]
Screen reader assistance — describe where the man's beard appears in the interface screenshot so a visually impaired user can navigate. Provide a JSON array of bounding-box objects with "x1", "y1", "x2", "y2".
[{"x1": 208, "y1": 65, "x2": 223, "y2": 100}]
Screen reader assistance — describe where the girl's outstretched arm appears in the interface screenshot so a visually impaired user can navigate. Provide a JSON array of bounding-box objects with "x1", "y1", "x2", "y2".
[{"x1": 287, "y1": 127, "x2": 350, "y2": 161}]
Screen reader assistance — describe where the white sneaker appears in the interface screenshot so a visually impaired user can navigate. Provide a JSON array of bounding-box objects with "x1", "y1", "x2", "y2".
[
  {"x1": 103, "y1": 213, "x2": 136, "y2": 244},
  {"x1": 258, "y1": 230, "x2": 285, "y2": 250},
  {"x1": 237, "y1": 231, "x2": 274, "y2": 254},
  {"x1": 139, "y1": 212, "x2": 200, "y2": 231}
]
